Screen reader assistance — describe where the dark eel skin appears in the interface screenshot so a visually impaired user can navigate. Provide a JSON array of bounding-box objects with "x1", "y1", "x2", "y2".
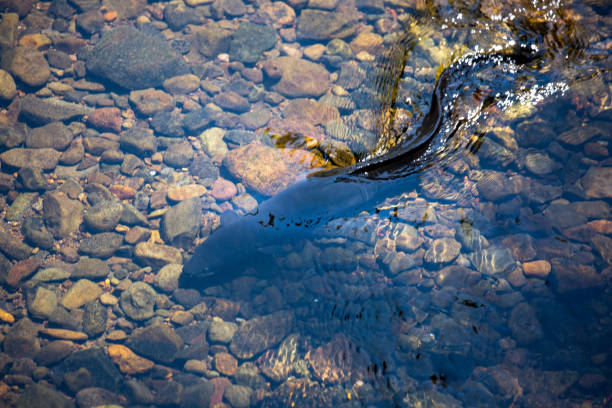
[{"x1": 180, "y1": 47, "x2": 538, "y2": 289}]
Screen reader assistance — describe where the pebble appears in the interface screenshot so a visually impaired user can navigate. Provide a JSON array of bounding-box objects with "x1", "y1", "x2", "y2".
[
  {"x1": 0, "y1": 69, "x2": 17, "y2": 99},
  {"x1": 262, "y1": 57, "x2": 331, "y2": 97},
  {"x1": 424, "y1": 238, "x2": 461, "y2": 264},
  {"x1": 230, "y1": 311, "x2": 293, "y2": 359},
  {"x1": 167, "y1": 184, "x2": 207, "y2": 201},
  {"x1": 107, "y1": 344, "x2": 154, "y2": 374},
  {"x1": 522, "y1": 260, "x2": 551, "y2": 278},
  {"x1": 224, "y1": 384, "x2": 253, "y2": 408},
  {"x1": 296, "y1": 9, "x2": 358, "y2": 40},
  {"x1": 99, "y1": 293, "x2": 119, "y2": 306},
  {"x1": 0, "y1": 308, "x2": 14, "y2": 323},
  {"x1": 581, "y1": 167, "x2": 612, "y2": 198},
  {"x1": 229, "y1": 22, "x2": 277, "y2": 64},
  {"x1": 20, "y1": 95, "x2": 93, "y2": 125},
  {"x1": 119, "y1": 281, "x2": 157, "y2": 321},
  {"x1": 84, "y1": 200, "x2": 124, "y2": 231},
  {"x1": 525, "y1": 152, "x2": 557, "y2": 175},
  {"x1": 86, "y1": 26, "x2": 189, "y2": 90},
  {"x1": 39, "y1": 328, "x2": 88, "y2": 341},
  {"x1": 2, "y1": 46, "x2": 50, "y2": 87},
  {"x1": 161, "y1": 197, "x2": 201, "y2": 248},
  {"x1": 129, "y1": 88, "x2": 174, "y2": 116},
  {"x1": 134, "y1": 242, "x2": 183, "y2": 268},
  {"x1": 163, "y1": 74, "x2": 200, "y2": 94},
  {"x1": 208, "y1": 319, "x2": 238, "y2": 344},
  {"x1": 0, "y1": 148, "x2": 60, "y2": 170},
  {"x1": 211, "y1": 178, "x2": 237, "y2": 201},
  {"x1": 61, "y1": 280, "x2": 101, "y2": 310},
  {"x1": 87, "y1": 107, "x2": 122, "y2": 133},
  {"x1": 154, "y1": 263, "x2": 182, "y2": 293},
  {"x1": 199, "y1": 127, "x2": 228, "y2": 158},
  {"x1": 29, "y1": 287, "x2": 58, "y2": 319},
  {"x1": 26, "y1": 122, "x2": 74, "y2": 150},
  {"x1": 126, "y1": 324, "x2": 184, "y2": 364}
]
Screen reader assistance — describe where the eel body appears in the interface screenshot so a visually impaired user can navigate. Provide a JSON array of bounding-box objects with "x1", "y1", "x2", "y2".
[{"x1": 180, "y1": 50, "x2": 536, "y2": 289}]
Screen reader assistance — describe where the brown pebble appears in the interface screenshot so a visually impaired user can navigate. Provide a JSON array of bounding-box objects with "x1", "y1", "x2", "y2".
[
  {"x1": 522, "y1": 260, "x2": 551, "y2": 278},
  {"x1": 108, "y1": 344, "x2": 154, "y2": 374},
  {"x1": 214, "y1": 352, "x2": 238, "y2": 376},
  {"x1": 39, "y1": 328, "x2": 88, "y2": 341}
]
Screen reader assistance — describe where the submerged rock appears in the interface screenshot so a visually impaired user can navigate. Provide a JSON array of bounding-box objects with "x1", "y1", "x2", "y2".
[{"x1": 86, "y1": 26, "x2": 189, "y2": 90}]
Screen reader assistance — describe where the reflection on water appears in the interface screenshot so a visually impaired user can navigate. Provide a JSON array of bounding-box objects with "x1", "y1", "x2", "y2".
[{"x1": 0, "y1": 0, "x2": 609, "y2": 407}]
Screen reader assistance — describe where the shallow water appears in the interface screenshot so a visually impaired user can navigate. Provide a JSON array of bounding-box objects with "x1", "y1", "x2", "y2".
[{"x1": 0, "y1": 0, "x2": 609, "y2": 407}]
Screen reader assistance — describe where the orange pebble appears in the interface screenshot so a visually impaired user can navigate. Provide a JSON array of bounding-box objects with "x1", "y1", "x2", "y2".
[{"x1": 104, "y1": 10, "x2": 118, "y2": 22}]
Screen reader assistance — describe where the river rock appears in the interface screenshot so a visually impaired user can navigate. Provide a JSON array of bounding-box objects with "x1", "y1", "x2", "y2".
[
  {"x1": 161, "y1": 196, "x2": 201, "y2": 248},
  {"x1": 523, "y1": 260, "x2": 551, "y2": 278},
  {"x1": 154, "y1": 263, "x2": 182, "y2": 293},
  {"x1": 224, "y1": 384, "x2": 252, "y2": 408},
  {"x1": 55, "y1": 348, "x2": 122, "y2": 392},
  {"x1": 195, "y1": 22, "x2": 233, "y2": 57},
  {"x1": 87, "y1": 107, "x2": 122, "y2": 133},
  {"x1": 0, "y1": 69, "x2": 16, "y2": 99},
  {"x1": 0, "y1": 123, "x2": 26, "y2": 148},
  {"x1": 182, "y1": 108, "x2": 213, "y2": 132},
  {"x1": 61, "y1": 279, "x2": 102, "y2": 310},
  {"x1": 16, "y1": 384, "x2": 74, "y2": 408},
  {"x1": 120, "y1": 127, "x2": 157, "y2": 157},
  {"x1": 296, "y1": 9, "x2": 358, "y2": 40},
  {"x1": 43, "y1": 191, "x2": 84, "y2": 238},
  {"x1": 29, "y1": 287, "x2": 58, "y2": 319},
  {"x1": 126, "y1": 324, "x2": 184, "y2": 363},
  {"x1": 79, "y1": 232, "x2": 123, "y2": 258},
  {"x1": 19, "y1": 95, "x2": 93, "y2": 125},
  {"x1": 229, "y1": 22, "x2": 277, "y2": 64},
  {"x1": 70, "y1": 257, "x2": 109, "y2": 279},
  {"x1": 120, "y1": 281, "x2": 156, "y2": 321},
  {"x1": 230, "y1": 311, "x2": 293, "y2": 359},
  {"x1": 82, "y1": 301, "x2": 106, "y2": 337},
  {"x1": 208, "y1": 319, "x2": 238, "y2": 344},
  {"x1": 213, "y1": 91, "x2": 250, "y2": 113},
  {"x1": 477, "y1": 171, "x2": 514, "y2": 201},
  {"x1": 509, "y1": 302, "x2": 543, "y2": 344},
  {"x1": 26, "y1": 122, "x2": 73, "y2": 151},
  {"x1": 1, "y1": 46, "x2": 50, "y2": 87},
  {"x1": 224, "y1": 143, "x2": 322, "y2": 195},
  {"x1": 0, "y1": 230, "x2": 33, "y2": 261},
  {"x1": 35, "y1": 340, "x2": 75, "y2": 366},
  {"x1": 3, "y1": 318, "x2": 40, "y2": 358},
  {"x1": 424, "y1": 238, "x2": 461, "y2": 264},
  {"x1": 469, "y1": 246, "x2": 516, "y2": 275},
  {"x1": 0, "y1": 148, "x2": 60, "y2": 170},
  {"x1": 558, "y1": 125, "x2": 602, "y2": 146},
  {"x1": 163, "y1": 74, "x2": 200, "y2": 94},
  {"x1": 525, "y1": 152, "x2": 557, "y2": 175},
  {"x1": 163, "y1": 141, "x2": 194, "y2": 168},
  {"x1": 262, "y1": 56, "x2": 330, "y2": 97},
  {"x1": 75, "y1": 387, "x2": 122, "y2": 408},
  {"x1": 164, "y1": 1, "x2": 204, "y2": 30},
  {"x1": 32, "y1": 266, "x2": 70, "y2": 282},
  {"x1": 581, "y1": 167, "x2": 612, "y2": 199},
  {"x1": 211, "y1": 177, "x2": 237, "y2": 201},
  {"x1": 87, "y1": 26, "x2": 189, "y2": 90},
  {"x1": 84, "y1": 199, "x2": 123, "y2": 231},
  {"x1": 129, "y1": 88, "x2": 173, "y2": 116},
  {"x1": 134, "y1": 242, "x2": 183, "y2": 268},
  {"x1": 283, "y1": 98, "x2": 339, "y2": 126},
  {"x1": 107, "y1": 344, "x2": 154, "y2": 374}
]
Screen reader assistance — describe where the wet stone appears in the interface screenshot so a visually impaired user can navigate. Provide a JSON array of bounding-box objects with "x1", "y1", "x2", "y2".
[
  {"x1": 515, "y1": 120, "x2": 556, "y2": 147},
  {"x1": 581, "y1": 167, "x2": 612, "y2": 199},
  {"x1": 0, "y1": 123, "x2": 26, "y2": 149},
  {"x1": 164, "y1": 1, "x2": 204, "y2": 30},
  {"x1": 501, "y1": 234, "x2": 536, "y2": 262},
  {"x1": 0, "y1": 230, "x2": 33, "y2": 261},
  {"x1": 134, "y1": 241, "x2": 183, "y2": 268},
  {"x1": 211, "y1": 177, "x2": 237, "y2": 201},
  {"x1": 296, "y1": 9, "x2": 358, "y2": 40},
  {"x1": 26, "y1": 122, "x2": 73, "y2": 151},
  {"x1": 161, "y1": 196, "x2": 201, "y2": 249},
  {"x1": 591, "y1": 234, "x2": 612, "y2": 265},
  {"x1": 16, "y1": 383, "x2": 74, "y2": 408},
  {"x1": 163, "y1": 141, "x2": 194, "y2": 168},
  {"x1": 1, "y1": 46, "x2": 50, "y2": 87},
  {"x1": 221, "y1": 0, "x2": 247, "y2": 16},
  {"x1": 87, "y1": 26, "x2": 189, "y2": 90},
  {"x1": 18, "y1": 167, "x2": 47, "y2": 191},
  {"x1": 525, "y1": 152, "x2": 557, "y2": 175},
  {"x1": 558, "y1": 125, "x2": 602, "y2": 146},
  {"x1": 19, "y1": 95, "x2": 93, "y2": 125},
  {"x1": 469, "y1": 246, "x2": 516, "y2": 276},
  {"x1": 163, "y1": 74, "x2": 200, "y2": 94},
  {"x1": 213, "y1": 91, "x2": 250, "y2": 113},
  {"x1": 56, "y1": 348, "x2": 122, "y2": 393},
  {"x1": 129, "y1": 88, "x2": 173, "y2": 116},
  {"x1": 0, "y1": 147, "x2": 60, "y2": 170},
  {"x1": 86, "y1": 107, "x2": 122, "y2": 133},
  {"x1": 76, "y1": 387, "x2": 122, "y2": 408},
  {"x1": 3, "y1": 318, "x2": 40, "y2": 358},
  {"x1": 28, "y1": 286, "x2": 58, "y2": 319},
  {"x1": 154, "y1": 263, "x2": 182, "y2": 293},
  {"x1": 229, "y1": 22, "x2": 277, "y2": 64},
  {"x1": 195, "y1": 22, "x2": 233, "y2": 58},
  {"x1": 263, "y1": 57, "x2": 331, "y2": 98},
  {"x1": 6, "y1": 192, "x2": 37, "y2": 221},
  {"x1": 224, "y1": 384, "x2": 253, "y2": 408},
  {"x1": 107, "y1": 344, "x2": 154, "y2": 374},
  {"x1": 32, "y1": 266, "x2": 70, "y2": 282},
  {"x1": 182, "y1": 108, "x2": 213, "y2": 132},
  {"x1": 208, "y1": 319, "x2": 238, "y2": 344},
  {"x1": 79, "y1": 232, "x2": 123, "y2": 258},
  {"x1": 230, "y1": 311, "x2": 293, "y2": 359},
  {"x1": 151, "y1": 110, "x2": 185, "y2": 137},
  {"x1": 120, "y1": 281, "x2": 156, "y2": 321},
  {"x1": 35, "y1": 340, "x2": 74, "y2": 366},
  {"x1": 82, "y1": 301, "x2": 106, "y2": 337},
  {"x1": 84, "y1": 199, "x2": 123, "y2": 231},
  {"x1": 523, "y1": 260, "x2": 551, "y2": 278},
  {"x1": 424, "y1": 238, "x2": 461, "y2": 264},
  {"x1": 126, "y1": 324, "x2": 184, "y2": 364},
  {"x1": 477, "y1": 171, "x2": 514, "y2": 201},
  {"x1": 167, "y1": 184, "x2": 206, "y2": 201},
  {"x1": 7, "y1": 257, "x2": 40, "y2": 286},
  {"x1": 199, "y1": 127, "x2": 228, "y2": 159},
  {"x1": 76, "y1": 9, "x2": 104, "y2": 35},
  {"x1": 61, "y1": 279, "x2": 102, "y2": 310},
  {"x1": 181, "y1": 382, "x2": 215, "y2": 408}
]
